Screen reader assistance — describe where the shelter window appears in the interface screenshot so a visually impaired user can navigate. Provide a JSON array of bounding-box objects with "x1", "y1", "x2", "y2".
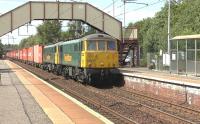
[
  {"x1": 87, "y1": 41, "x2": 96, "y2": 51},
  {"x1": 98, "y1": 41, "x2": 105, "y2": 51},
  {"x1": 107, "y1": 41, "x2": 116, "y2": 50}
]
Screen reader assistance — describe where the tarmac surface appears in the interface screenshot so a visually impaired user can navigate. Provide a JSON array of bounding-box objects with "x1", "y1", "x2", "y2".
[
  {"x1": 0, "y1": 60, "x2": 52, "y2": 124},
  {"x1": 119, "y1": 67, "x2": 200, "y2": 88},
  {"x1": 0, "y1": 60, "x2": 112, "y2": 124}
]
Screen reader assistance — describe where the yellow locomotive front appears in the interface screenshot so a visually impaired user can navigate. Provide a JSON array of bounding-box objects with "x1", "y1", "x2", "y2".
[
  {"x1": 81, "y1": 34, "x2": 119, "y2": 69},
  {"x1": 80, "y1": 34, "x2": 121, "y2": 83}
]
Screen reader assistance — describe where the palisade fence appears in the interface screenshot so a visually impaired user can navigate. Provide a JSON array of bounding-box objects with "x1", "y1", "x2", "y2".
[{"x1": 147, "y1": 52, "x2": 169, "y2": 71}]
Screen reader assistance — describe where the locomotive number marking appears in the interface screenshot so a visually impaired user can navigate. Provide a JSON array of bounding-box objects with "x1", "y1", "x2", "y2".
[{"x1": 64, "y1": 54, "x2": 72, "y2": 62}]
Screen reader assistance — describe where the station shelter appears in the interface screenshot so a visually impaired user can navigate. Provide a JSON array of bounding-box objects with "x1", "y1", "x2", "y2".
[{"x1": 170, "y1": 34, "x2": 200, "y2": 76}]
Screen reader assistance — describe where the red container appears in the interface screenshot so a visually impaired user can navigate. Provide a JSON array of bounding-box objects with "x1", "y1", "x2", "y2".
[
  {"x1": 10, "y1": 51, "x2": 13, "y2": 58},
  {"x1": 13, "y1": 50, "x2": 17, "y2": 59},
  {"x1": 16, "y1": 50, "x2": 19, "y2": 59},
  {"x1": 28, "y1": 47, "x2": 34, "y2": 62},
  {"x1": 22, "y1": 48, "x2": 28, "y2": 61},
  {"x1": 6, "y1": 52, "x2": 10, "y2": 58},
  {"x1": 19, "y1": 49, "x2": 23, "y2": 60},
  {"x1": 34, "y1": 45, "x2": 43, "y2": 64}
]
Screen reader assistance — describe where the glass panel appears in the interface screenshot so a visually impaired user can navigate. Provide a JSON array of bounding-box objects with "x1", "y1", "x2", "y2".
[
  {"x1": 187, "y1": 50, "x2": 195, "y2": 61},
  {"x1": 187, "y1": 39, "x2": 195, "y2": 49},
  {"x1": 197, "y1": 51, "x2": 200, "y2": 74},
  {"x1": 197, "y1": 39, "x2": 200, "y2": 49},
  {"x1": 98, "y1": 41, "x2": 105, "y2": 51},
  {"x1": 178, "y1": 51, "x2": 186, "y2": 73},
  {"x1": 170, "y1": 50, "x2": 177, "y2": 73},
  {"x1": 197, "y1": 50, "x2": 200, "y2": 61},
  {"x1": 171, "y1": 40, "x2": 177, "y2": 50},
  {"x1": 178, "y1": 40, "x2": 186, "y2": 51},
  {"x1": 87, "y1": 41, "x2": 96, "y2": 51},
  {"x1": 107, "y1": 41, "x2": 116, "y2": 50},
  {"x1": 187, "y1": 50, "x2": 195, "y2": 73}
]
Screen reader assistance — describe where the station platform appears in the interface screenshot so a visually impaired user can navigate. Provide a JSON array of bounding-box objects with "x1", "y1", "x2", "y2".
[
  {"x1": 0, "y1": 60, "x2": 112, "y2": 124},
  {"x1": 119, "y1": 67, "x2": 200, "y2": 88}
]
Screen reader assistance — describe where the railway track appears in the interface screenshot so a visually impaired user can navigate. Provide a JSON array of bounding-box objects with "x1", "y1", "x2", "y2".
[
  {"x1": 87, "y1": 87, "x2": 200, "y2": 124},
  {"x1": 12, "y1": 60, "x2": 137, "y2": 124},
  {"x1": 12, "y1": 60, "x2": 200, "y2": 124}
]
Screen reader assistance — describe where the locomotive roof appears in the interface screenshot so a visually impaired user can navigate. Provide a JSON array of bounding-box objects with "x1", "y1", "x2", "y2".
[
  {"x1": 61, "y1": 39, "x2": 81, "y2": 45},
  {"x1": 44, "y1": 42, "x2": 63, "y2": 48},
  {"x1": 82, "y1": 33, "x2": 115, "y2": 41},
  {"x1": 44, "y1": 33, "x2": 115, "y2": 48}
]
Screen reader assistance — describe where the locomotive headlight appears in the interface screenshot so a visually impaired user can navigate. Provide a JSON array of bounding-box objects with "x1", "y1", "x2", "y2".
[{"x1": 100, "y1": 62, "x2": 104, "y2": 67}]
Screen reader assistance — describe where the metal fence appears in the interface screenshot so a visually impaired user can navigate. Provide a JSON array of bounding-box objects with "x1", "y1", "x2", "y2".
[{"x1": 147, "y1": 52, "x2": 169, "y2": 71}]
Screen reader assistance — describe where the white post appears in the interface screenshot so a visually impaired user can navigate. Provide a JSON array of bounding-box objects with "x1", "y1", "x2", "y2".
[
  {"x1": 167, "y1": 0, "x2": 171, "y2": 54},
  {"x1": 123, "y1": 0, "x2": 125, "y2": 43}
]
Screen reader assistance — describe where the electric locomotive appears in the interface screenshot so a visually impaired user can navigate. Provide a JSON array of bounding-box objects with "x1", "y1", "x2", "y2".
[{"x1": 43, "y1": 33, "x2": 120, "y2": 83}]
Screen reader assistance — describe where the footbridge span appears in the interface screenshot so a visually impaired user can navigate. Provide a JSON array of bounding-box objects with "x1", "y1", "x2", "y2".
[{"x1": 0, "y1": 1, "x2": 122, "y2": 40}]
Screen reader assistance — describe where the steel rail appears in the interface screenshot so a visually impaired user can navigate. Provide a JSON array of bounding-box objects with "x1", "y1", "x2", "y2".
[
  {"x1": 86, "y1": 86, "x2": 197, "y2": 124},
  {"x1": 13, "y1": 60, "x2": 138, "y2": 124},
  {"x1": 119, "y1": 88, "x2": 200, "y2": 114}
]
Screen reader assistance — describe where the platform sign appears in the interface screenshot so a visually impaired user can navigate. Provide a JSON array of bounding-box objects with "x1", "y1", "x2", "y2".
[{"x1": 163, "y1": 53, "x2": 170, "y2": 66}]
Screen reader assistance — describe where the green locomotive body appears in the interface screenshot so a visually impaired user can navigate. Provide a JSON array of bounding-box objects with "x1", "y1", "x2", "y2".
[{"x1": 43, "y1": 34, "x2": 120, "y2": 84}]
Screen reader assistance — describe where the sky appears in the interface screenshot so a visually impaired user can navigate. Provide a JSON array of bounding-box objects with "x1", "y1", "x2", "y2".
[{"x1": 0, "y1": 0, "x2": 166, "y2": 44}]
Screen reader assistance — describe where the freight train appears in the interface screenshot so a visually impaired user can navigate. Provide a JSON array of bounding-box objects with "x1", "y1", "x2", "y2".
[{"x1": 6, "y1": 33, "x2": 121, "y2": 84}]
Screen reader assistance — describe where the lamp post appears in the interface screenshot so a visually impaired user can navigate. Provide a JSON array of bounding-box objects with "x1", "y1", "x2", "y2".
[{"x1": 167, "y1": 0, "x2": 171, "y2": 54}]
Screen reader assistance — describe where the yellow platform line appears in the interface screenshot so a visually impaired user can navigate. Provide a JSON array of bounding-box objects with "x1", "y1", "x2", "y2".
[
  {"x1": 6, "y1": 60, "x2": 74, "y2": 124},
  {"x1": 6, "y1": 60, "x2": 114, "y2": 124}
]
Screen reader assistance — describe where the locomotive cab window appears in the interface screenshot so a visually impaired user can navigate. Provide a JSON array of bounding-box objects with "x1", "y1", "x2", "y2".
[
  {"x1": 98, "y1": 41, "x2": 106, "y2": 51},
  {"x1": 87, "y1": 41, "x2": 96, "y2": 51},
  {"x1": 107, "y1": 41, "x2": 116, "y2": 50}
]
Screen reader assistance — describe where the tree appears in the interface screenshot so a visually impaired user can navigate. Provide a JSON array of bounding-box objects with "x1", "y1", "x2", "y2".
[
  {"x1": 37, "y1": 20, "x2": 61, "y2": 44},
  {"x1": 133, "y1": 0, "x2": 200, "y2": 65},
  {"x1": 0, "y1": 40, "x2": 4, "y2": 58}
]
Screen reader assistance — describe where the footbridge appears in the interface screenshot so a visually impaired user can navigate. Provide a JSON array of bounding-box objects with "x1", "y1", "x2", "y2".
[{"x1": 0, "y1": 1, "x2": 122, "y2": 40}]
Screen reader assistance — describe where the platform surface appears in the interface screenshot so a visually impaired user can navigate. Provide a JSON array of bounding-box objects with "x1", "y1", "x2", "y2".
[
  {"x1": 119, "y1": 67, "x2": 200, "y2": 87},
  {"x1": 1, "y1": 60, "x2": 111, "y2": 124},
  {"x1": 0, "y1": 60, "x2": 52, "y2": 124}
]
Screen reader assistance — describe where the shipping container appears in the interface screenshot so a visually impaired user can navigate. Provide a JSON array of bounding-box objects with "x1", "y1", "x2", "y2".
[
  {"x1": 11, "y1": 51, "x2": 14, "y2": 58},
  {"x1": 28, "y1": 47, "x2": 34, "y2": 62},
  {"x1": 22, "y1": 48, "x2": 28, "y2": 61},
  {"x1": 34, "y1": 45, "x2": 43, "y2": 64},
  {"x1": 19, "y1": 49, "x2": 23, "y2": 60},
  {"x1": 14, "y1": 50, "x2": 17, "y2": 59},
  {"x1": 16, "y1": 50, "x2": 19, "y2": 59}
]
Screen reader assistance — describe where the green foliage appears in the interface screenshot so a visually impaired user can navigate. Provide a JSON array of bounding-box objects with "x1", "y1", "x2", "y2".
[
  {"x1": 0, "y1": 40, "x2": 4, "y2": 58},
  {"x1": 19, "y1": 20, "x2": 61, "y2": 47},
  {"x1": 19, "y1": 20, "x2": 97, "y2": 46},
  {"x1": 134, "y1": 0, "x2": 200, "y2": 62},
  {"x1": 37, "y1": 20, "x2": 61, "y2": 44}
]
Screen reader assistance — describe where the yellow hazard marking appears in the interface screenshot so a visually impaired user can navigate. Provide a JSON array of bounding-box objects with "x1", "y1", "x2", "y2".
[
  {"x1": 6, "y1": 60, "x2": 114, "y2": 124},
  {"x1": 6, "y1": 60, "x2": 75, "y2": 124}
]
